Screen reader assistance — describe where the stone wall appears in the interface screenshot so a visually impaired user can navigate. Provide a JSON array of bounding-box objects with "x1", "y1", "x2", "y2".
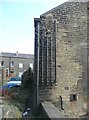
[{"x1": 34, "y1": 1, "x2": 89, "y2": 118}]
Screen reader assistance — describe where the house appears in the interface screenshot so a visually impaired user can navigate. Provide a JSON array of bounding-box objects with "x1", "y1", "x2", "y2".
[
  {"x1": 34, "y1": 1, "x2": 89, "y2": 118},
  {"x1": 0, "y1": 52, "x2": 34, "y2": 82}
]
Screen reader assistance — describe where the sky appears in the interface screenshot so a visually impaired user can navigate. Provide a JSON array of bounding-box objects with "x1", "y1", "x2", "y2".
[{"x1": 0, "y1": 0, "x2": 67, "y2": 54}]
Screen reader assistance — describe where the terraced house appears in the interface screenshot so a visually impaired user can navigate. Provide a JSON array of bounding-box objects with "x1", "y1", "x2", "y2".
[
  {"x1": 34, "y1": 0, "x2": 89, "y2": 118},
  {"x1": 0, "y1": 52, "x2": 34, "y2": 81}
]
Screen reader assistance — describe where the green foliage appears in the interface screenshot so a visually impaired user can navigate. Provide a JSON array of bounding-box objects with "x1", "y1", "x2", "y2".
[{"x1": 21, "y1": 67, "x2": 33, "y2": 89}]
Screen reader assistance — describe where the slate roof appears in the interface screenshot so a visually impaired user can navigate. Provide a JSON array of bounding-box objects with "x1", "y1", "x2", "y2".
[{"x1": 0, "y1": 52, "x2": 34, "y2": 59}]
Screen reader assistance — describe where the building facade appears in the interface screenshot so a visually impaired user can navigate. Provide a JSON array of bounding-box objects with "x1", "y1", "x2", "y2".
[
  {"x1": 0, "y1": 52, "x2": 34, "y2": 82},
  {"x1": 34, "y1": 1, "x2": 89, "y2": 118}
]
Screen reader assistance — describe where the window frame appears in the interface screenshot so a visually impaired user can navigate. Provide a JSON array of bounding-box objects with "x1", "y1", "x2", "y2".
[
  {"x1": 10, "y1": 61, "x2": 14, "y2": 67},
  {"x1": 19, "y1": 63, "x2": 23, "y2": 69}
]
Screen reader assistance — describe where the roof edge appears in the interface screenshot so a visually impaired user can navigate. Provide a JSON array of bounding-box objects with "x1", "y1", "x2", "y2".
[
  {"x1": 40, "y1": 0, "x2": 88, "y2": 17},
  {"x1": 40, "y1": 1, "x2": 68, "y2": 16}
]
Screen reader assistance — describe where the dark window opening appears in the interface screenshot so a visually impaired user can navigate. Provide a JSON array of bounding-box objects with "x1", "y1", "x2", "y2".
[
  {"x1": 10, "y1": 69, "x2": 14, "y2": 74},
  {"x1": 1, "y1": 61, "x2": 4, "y2": 66},
  {"x1": 6, "y1": 69, "x2": 9, "y2": 77},
  {"x1": 58, "y1": 65, "x2": 61, "y2": 68},
  {"x1": 65, "y1": 87, "x2": 69, "y2": 90},
  {"x1": 70, "y1": 94, "x2": 77, "y2": 102}
]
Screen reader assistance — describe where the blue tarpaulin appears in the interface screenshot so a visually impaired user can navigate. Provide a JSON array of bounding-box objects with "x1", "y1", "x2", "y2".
[{"x1": 1, "y1": 83, "x2": 17, "y2": 90}]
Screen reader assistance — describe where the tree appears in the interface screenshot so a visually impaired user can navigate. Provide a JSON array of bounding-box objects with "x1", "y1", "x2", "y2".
[{"x1": 21, "y1": 67, "x2": 33, "y2": 89}]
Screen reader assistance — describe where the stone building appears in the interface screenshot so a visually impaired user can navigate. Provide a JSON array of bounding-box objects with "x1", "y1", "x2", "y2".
[
  {"x1": 0, "y1": 52, "x2": 34, "y2": 82},
  {"x1": 34, "y1": 1, "x2": 89, "y2": 118}
]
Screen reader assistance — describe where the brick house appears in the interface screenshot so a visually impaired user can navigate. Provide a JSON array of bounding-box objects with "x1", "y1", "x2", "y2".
[
  {"x1": 34, "y1": 1, "x2": 89, "y2": 118},
  {"x1": 0, "y1": 52, "x2": 34, "y2": 82}
]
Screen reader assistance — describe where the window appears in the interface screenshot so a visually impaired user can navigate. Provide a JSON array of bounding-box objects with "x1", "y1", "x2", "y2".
[
  {"x1": 70, "y1": 94, "x2": 77, "y2": 102},
  {"x1": 65, "y1": 87, "x2": 69, "y2": 90},
  {"x1": 6, "y1": 68, "x2": 9, "y2": 77},
  {"x1": 19, "y1": 72, "x2": 23, "y2": 77},
  {"x1": 19, "y1": 63, "x2": 23, "y2": 68},
  {"x1": 58, "y1": 65, "x2": 62, "y2": 68},
  {"x1": 10, "y1": 61, "x2": 14, "y2": 67},
  {"x1": 0, "y1": 61, "x2": 4, "y2": 66},
  {"x1": 10, "y1": 69, "x2": 14, "y2": 74},
  {"x1": 30, "y1": 63, "x2": 33, "y2": 69}
]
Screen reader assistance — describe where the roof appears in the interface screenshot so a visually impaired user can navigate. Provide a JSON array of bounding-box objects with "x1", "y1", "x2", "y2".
[
  {"x1": 0, "y1": 52, "x2": 34, "y2": 59},
  {"x1": 40, "y1": 1, "x2": 68, "y2": 16},
  {"x1": 41, "y1": 0, "x2": 88, "y2": 16},
  {"x1": 68, "y1": 0, "x2": 89, "y2": 2}
]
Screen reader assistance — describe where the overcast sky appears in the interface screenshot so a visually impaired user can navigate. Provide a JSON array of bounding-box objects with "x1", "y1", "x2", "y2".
[{"x1": 0, "y1": 0, "x2": 67, "y2": 54}]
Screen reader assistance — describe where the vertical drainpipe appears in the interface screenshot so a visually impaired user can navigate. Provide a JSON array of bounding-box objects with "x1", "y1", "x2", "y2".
[
  {"x1": 37, "y1": 21, "x2": 40, "y2": 109},
  {"x1": 9, "y1": 57, "x2": 11, "y2": 76},
  {"x1": 47, "y1": 34, "x2": 49, "y2": 85},
  {"x1": 2, "y1": 67, "x2": 3, "y2": 88},
  {"x1": 33, "y1": 18, "x2": 40, "y2": 116}
]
